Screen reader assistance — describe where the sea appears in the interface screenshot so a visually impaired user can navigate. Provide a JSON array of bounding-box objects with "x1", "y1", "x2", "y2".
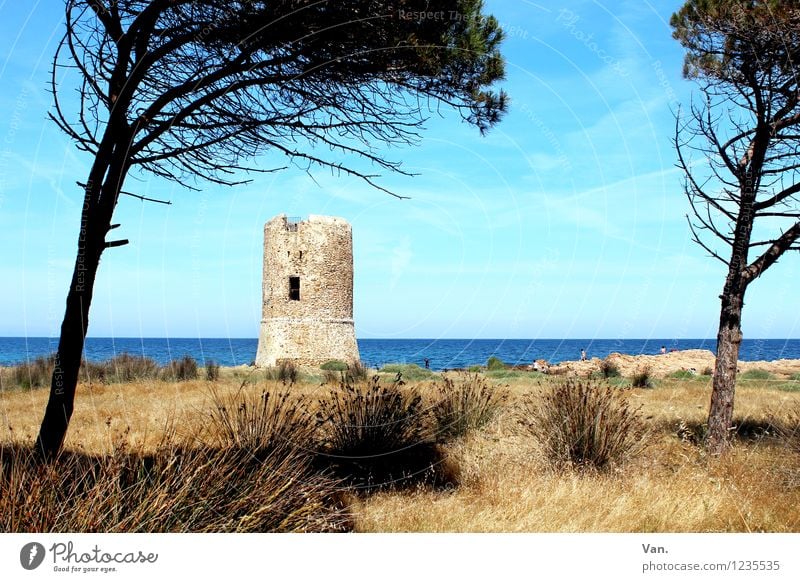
[{"x1": 1, "y1": 337, "x2": 799, "y2": 371}]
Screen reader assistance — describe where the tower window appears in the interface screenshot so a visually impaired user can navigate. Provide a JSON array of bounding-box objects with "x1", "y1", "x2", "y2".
[{"x1": 289, "y1": 276, "x2": 300, "y2": 301}]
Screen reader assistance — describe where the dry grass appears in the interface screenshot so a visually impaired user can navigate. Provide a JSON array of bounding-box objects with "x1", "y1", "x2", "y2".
[{"x1": 2, "y1": 370, "x2": 799, "y2": 532}]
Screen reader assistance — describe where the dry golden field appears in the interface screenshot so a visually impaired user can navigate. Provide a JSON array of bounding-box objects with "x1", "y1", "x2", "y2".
[{"x1": 2, "y1": 366, "x2": 799, "y2": 533}]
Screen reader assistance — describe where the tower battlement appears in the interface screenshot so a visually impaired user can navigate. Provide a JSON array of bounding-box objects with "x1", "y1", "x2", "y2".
[{"x1": 255, "y1": 214, "x2": 360, "y2": 367}]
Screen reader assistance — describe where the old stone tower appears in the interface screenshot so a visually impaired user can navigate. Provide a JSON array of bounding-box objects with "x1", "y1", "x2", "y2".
[{"x1": 255, "y1": 214, "x2": 360, "y2": 367}]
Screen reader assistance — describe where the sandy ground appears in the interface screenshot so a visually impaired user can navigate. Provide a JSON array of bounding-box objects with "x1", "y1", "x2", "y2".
[{"x1": 546, "y1": 349, "x2": 800, "y2": 379}]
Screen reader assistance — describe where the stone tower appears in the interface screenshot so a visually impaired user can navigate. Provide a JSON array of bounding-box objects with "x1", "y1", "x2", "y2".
[{"x1": 255, "y1": 214, "x2": 360, "y2": 367}]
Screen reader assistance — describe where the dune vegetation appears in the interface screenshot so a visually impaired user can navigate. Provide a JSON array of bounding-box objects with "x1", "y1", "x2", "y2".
[{"x1": 1, "y1": 356, "x2": 799, "y2": 532}]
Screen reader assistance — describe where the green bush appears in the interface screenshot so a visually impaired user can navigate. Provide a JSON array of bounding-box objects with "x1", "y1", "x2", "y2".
[
  {"x1": 468, "y1": 365, "x2": 482, "y2": 373},
  {"x1": 522, "y1": 380, "x2": 649, "y2": 471},
  {"x1": 486, "y1": 356, "x2": 505, "y2": 371},
  {"x1": 431, "y1": 373, "x2": 506, "y2": 441},
  {"x1": 321, "y1": 360, "x2": 348, "y2": 371},
  {"x1": 668, "y1": 369, "x2": 696, "y2": 380}
]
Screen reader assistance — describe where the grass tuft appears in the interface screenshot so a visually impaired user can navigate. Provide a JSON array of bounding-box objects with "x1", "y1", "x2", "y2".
[
  {"x1": 315, "y1": 376, "x2": 452, "y2": 490},
  {"x1": 631, "y1": 367, "x2": 654, "y2": 388},
  {"x1": 0, "y1": 404, "x2": 350, "y2": 532},
  {"x1": 522, "y1": 379, "x2": 649, "y2": 471},
  {"x1": 205, "y1": 360, "x2": 220, "y2": 381},
  {"x1": 431, "y1": 373, "x2": 506, "y2": 441},
  {"x1": 599, "y1": 357, "x2": 621, "y2": 379},
  {"x1": 161, "y1": 355, "x2": 199, "y2": 382}
]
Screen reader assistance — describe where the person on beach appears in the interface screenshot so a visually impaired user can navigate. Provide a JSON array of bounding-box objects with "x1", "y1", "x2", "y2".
[
  {"x1": 660, "y1": 346, "x2": 666, "y2": 355},
  {"x1": 580, "y1": 349, "x2": 587, "y2": 361},
  {"x1": 424, "y1": 358, "x2": 430, "y2": 369}
]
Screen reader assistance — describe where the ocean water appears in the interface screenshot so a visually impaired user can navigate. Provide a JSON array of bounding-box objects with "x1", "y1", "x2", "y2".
[{"x1": 1, "y1": 337, "x2": 799, "y2": 371}]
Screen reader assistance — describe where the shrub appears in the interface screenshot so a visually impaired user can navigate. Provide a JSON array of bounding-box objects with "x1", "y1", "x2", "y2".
[
  {"x1": 205, "y1": 387, "x2": 316, "y2": 459},
  {"x1": 315, "y1": 376, "x2": 450, "y2": 489},
  {"x1": 599, "y1": 357, "x2": 620, "y2": 378},
  {"x1": 8, "y1": 354, "x2": 55, "y2": 389},
  {"x1": 347, "y1": 361, "x2": 368, "y2": 382},
  {"x1": 522, "y1": 379, "x2": 649, "y2": 471},
  {"x1": 100, "y1": 353, "x2": 160, "y2": 382},
  {"x1": 631, "y1": 367, "x2": 654, "y2": 388},
  {"x1": 0, "y1": 416, "x2": 350, "y2": 532},
  {"x1": 486, "y1": 356, "x2": 505, "y2": 371},
  {"x1": 740, "y1": 369, "x2": 773, "y2": 381},
  {"x1": 702, "y1": 367, "x2": 713, "y2": 376},
  {"x1": 431, "y1": 373, "x2": 506, "y2": 441},
  {"x1": 321, "y1": 360, "x2": 348, "y2": 371},
  {"x1": 277, "y1": 360, "x2": 298, "y2": 384},
  {"x1": 468, "y1": 365, "x2": 482, "y2": 373},
  {"x1": 265, "y1": 360, "x2": 298, "y2": 384},
  {"x1": 205, "y1": 360, "x2": 220, "y2": 381},
  {"x1": 161, "y1": 355, "x2": 199, "y2": 382}
]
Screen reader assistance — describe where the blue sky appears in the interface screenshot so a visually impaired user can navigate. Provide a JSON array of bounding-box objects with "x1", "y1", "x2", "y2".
[{"x1": 0, "y1": 0, "x2": 798, "y2": 340}]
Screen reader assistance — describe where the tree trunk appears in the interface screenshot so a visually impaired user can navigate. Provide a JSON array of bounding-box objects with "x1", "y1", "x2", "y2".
[
  {"x1": 35, "y1": 152, "x2": 127, "y2": 458},
  {"x1": 707, "y1": 288, "x2": 746, "y2": 455}
]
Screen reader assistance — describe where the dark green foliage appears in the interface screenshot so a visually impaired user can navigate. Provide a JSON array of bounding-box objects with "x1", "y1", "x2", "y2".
[
  {"x1": 431, "y1": 373, "x2": 505, "y2": 441},
  {"x1": 702, "y1": 367, "x2": 714, "y2": 376},
  {"x1": 315, "y1": 377, "x2": 452, "y2": 489},
  {"x1": 671, "y1": 0, "x2": 800, "y2": 82},
  {"x1": 523, "y1": 380, "x2": 649, "y2": 471},
  {"x1": 486, "y1": 356, "x2": 505, "y2": 371}
]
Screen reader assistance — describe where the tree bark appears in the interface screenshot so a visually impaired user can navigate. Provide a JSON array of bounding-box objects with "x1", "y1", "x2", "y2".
[
  {"x1": 707, "y1": 285, "x2": 746, "y2": 455},
  {"x1": 35, "y1": 148, "x2": 127, "y2": 459}
]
